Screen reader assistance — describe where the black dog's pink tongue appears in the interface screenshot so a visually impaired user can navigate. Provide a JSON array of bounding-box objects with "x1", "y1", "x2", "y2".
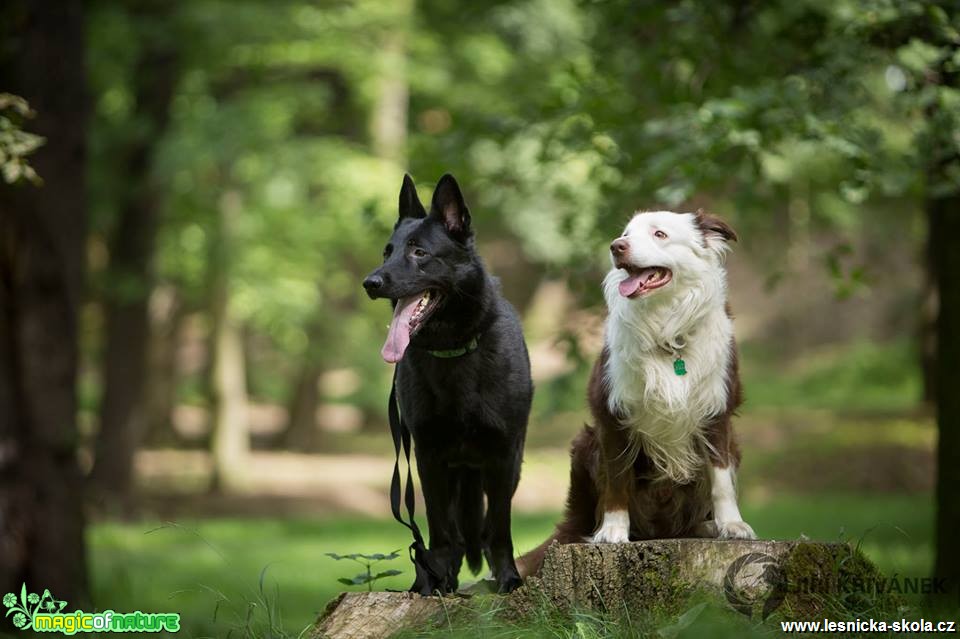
[{"x1": 382, "y1": 295, "x2": 420, "y2": 363}]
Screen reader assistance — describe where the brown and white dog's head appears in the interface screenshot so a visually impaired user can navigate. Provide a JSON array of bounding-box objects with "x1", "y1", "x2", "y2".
[{"x1": 603, "y1": 209, "x2": 737, "y2": 308}]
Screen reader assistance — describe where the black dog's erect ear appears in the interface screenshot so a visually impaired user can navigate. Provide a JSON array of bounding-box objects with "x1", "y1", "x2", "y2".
[
  {"x1": 429, "y1": 173, "x2": 471, "y2": 239},
  {"x1": 398, "y1": 174, "x2": 427, "y2": 222}
]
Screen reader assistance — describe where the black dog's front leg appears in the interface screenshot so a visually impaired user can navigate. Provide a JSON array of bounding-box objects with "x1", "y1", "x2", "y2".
[
  {"x1": 482, "y1": 455, "x2": 523, "y2": 593},
  {"x1": 414, "y1": 453, "x2": 461, "y2": 595}
]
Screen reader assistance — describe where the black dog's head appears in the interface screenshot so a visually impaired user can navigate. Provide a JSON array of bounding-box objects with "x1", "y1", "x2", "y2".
[{"x1": 363, "y1": 173, "x2": 479, "y2": 363}]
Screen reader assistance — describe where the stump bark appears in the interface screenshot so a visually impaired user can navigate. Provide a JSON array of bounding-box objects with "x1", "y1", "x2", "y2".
[
  {"x1": 511, "y1": 539, "x2": 890, "y2": 620},
  {"x1": 314, "y1": 540, "x2": 890, "y2": 638},
  {"x1": 311, "y1": 591, "x2": 463, "y2": 639}
]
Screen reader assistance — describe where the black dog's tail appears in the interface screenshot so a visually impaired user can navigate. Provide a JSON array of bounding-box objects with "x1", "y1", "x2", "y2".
[{"x1": 457, "y1": 470, "x2": 485, "y2": 574}]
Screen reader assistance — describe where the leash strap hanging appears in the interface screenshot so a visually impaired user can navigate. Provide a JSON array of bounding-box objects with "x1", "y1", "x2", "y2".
[{"x1": 388, "y1": 370, "x2": 445, "y2": 592}]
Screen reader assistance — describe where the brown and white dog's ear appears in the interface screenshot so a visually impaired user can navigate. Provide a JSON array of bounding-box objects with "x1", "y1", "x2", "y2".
[{"x1": 695, "y1": 209, "x2": 738, "y2": 251}]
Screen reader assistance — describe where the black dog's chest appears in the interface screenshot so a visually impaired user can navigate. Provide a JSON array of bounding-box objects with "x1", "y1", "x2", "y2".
[{"x1": 396, "y1": 358, "x2": 519, "y2": 462}]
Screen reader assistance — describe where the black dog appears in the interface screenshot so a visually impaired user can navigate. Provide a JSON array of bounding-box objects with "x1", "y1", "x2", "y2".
[{"x1": 363, "y1": 173, "x2": 532, "y2": 594}]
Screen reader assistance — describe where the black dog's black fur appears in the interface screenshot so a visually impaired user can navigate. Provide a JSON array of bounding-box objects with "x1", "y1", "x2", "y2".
[{"x1": 363, "y1": 174, "x2": 532, "y2": 594}]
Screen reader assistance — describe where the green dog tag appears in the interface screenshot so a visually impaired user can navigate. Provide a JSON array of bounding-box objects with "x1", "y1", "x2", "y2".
[{"x1": 674, "y1": 357, "x2": 687, "y2": 376}]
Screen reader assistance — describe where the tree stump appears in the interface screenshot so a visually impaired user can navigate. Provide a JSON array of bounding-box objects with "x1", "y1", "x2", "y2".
[
  {"x1": 311, "y1": 591, "x2": 463, "y2": 639},
  {"x1": 313, "y1": 540, "x2": 892, "y2": 638},
  {"x1": 510, "y1": 539, "x2": 892, "y2": 620}
]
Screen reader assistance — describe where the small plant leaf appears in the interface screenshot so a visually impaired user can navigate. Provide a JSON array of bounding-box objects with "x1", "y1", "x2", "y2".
[
  {"x1": 361, "y1": 551, "x2": 401, "y2": 561},
  {"x1": 326, "y1": 552, "x2": 361, "y2": 561},
  {"x1": 336, "y1": 578, "x2": 356, "y2": 586},
  {"x1": 373, "y1": 570, "x2": 402, "y2": 580},
  {"x1": 360, "y1": 553, "x2": 388, "y2": 561}
]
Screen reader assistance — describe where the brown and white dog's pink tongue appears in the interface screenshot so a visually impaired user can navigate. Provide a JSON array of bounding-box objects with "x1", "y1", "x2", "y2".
[
  {"x1": 618, "y1": 267, "x2": 657, "y2": 297},
  {"x1": 381, "y1": 295, "x2": 421, "y2": 363}
]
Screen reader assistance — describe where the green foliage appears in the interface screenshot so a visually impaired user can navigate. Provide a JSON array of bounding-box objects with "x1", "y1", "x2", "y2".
[
  {"x1": 81, "y1": 0, "x2": 953, "y2": 430},
  {"x1": 742, "y1": 338, "x2": 921, "y2": 412},
  {"x1": 0, "y1": 93, "x2": 43, "y2": 184}
]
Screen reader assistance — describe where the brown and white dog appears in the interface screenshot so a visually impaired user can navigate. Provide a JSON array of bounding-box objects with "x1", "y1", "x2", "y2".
[{"x1": 519, "y1": 209, "x2": 756, "y2": 577}]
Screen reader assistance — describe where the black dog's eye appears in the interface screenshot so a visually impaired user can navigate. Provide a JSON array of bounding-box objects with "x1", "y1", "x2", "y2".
[
  {"x1": 412, "y1": 247, "x2": 428, "y2": 258},
  {"x1": 654, "y1": 230, "x2": 668, "y2": 240}
]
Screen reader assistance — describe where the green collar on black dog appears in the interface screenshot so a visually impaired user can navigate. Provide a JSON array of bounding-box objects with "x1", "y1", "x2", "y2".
[{"x1": 427, "y1": 335, "x2": 480, "y2": 358}]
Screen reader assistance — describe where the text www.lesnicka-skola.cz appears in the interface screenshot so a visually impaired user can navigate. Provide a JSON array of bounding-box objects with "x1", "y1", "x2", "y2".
[{"x1": 781, "y1": 619, "x2": 956, "y2": 633}]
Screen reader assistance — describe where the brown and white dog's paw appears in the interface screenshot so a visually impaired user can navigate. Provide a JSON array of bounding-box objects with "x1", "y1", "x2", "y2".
[
  {"x1": 588, "y1": 510, "x2": 631, "y2": 544},
  {"x1": 716, "y1": 519, "x2": 757, "y2": 540}
]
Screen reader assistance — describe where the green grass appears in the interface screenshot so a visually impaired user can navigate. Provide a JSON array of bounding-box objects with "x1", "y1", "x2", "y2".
[
  {"x1": 88, "y1": 493, "x2": 934, "y2": 638},
  {"x1": 740, "y1": 339, "x2": 922, "y2": 413}
]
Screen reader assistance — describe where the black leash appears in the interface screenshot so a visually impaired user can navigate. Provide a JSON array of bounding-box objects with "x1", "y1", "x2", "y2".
[{"x1": 388, "y1": 370, "x2": 445, "y2": 593}]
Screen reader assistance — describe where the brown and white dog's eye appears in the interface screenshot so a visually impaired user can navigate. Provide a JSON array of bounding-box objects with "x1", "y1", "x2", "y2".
[{"x1": 654, "y1": 230, "x2": 668, "y2": 240}]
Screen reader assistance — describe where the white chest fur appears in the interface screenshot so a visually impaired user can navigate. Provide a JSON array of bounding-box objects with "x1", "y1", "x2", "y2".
[{"x1": 602, "y1": 273, "x2": 733, "y2": 484}]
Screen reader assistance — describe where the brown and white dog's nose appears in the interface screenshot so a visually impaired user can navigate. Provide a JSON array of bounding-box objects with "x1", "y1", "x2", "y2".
[{"x1": 610, "y1": 238, "x2": 629, "y2": 256}]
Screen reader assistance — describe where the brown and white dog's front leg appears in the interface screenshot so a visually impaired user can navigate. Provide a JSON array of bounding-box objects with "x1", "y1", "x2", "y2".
[
  {"x1": 589, "y1": 422, "x2": 633, "y2": 543},
  {"x1": 706, "y1": 417, "x2": 756, "y2": 539},
  {"x1": 709, "y1": 465, "x2": 755, "y2": 539}
]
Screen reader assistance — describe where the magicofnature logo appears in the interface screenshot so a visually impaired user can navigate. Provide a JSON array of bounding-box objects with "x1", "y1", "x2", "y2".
[{"x1": 3, "y1": 583, "x2": 180, "y2": 634}]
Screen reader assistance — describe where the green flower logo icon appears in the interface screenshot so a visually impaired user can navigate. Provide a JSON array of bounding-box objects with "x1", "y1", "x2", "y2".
[{"x1": 3, "y1": 583, "x2": 61, "y2": 631}]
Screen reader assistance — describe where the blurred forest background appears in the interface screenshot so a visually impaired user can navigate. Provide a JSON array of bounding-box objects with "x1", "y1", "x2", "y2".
[{"x1": 1, "y1": 0, "x2": 958, "y2": 636}]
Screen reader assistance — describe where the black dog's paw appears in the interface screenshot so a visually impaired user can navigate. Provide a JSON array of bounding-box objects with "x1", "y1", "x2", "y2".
[
  {"x1": 496, "y1": 573, "x2": 523, "y2": 594},
  {"x1": 411, "y1": 576, "x2": 458, "y2": 597},
  {"x1": 414, "y1": 583, "x2": 436, "y2": 596}
]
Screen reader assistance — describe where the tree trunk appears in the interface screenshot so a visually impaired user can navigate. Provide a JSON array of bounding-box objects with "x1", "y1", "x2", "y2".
[
  {"x1": 0, "y1": 0, "x2": 89, "y2": 605},
  {"x1": 90, "y1": 9, "x2": 178, "y2": 499},
  {"x1": 143, "y1": 285, "x2": 183, "y2": 446},
  {"x1": 369, "y1": 23, "x2": 409, "y2": 163},
  {"x1": 930, "y1": 190, "x2": 960, "y2": 600},
  {"x1": 926, "y1": 39, "x2": 960, "y2": 600},
  {"x1": 208, "y1": 190, "x2": 249, "y2": 492},
  {"x1": 284, "y1": 359, "x2": 322, "y2": 451}
]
